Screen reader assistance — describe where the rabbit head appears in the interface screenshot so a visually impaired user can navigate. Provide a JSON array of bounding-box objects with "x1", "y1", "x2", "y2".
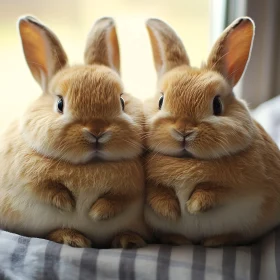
[
  {"x1": 18, "y1": 16, "x2": 143, "y2": 164},
  {"x1": 144, "y1": 17, "x2": 256, "y2": 160}
]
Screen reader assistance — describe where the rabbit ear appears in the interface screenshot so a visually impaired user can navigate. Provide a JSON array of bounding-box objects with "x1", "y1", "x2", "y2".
[
  {"x1": 146, "y1": 18, "x2": 189, "y2": 77},
  {"x1": 18, "y1": 16, "x2": 68, "y2": 91},
  {"x1": 207, "y1": 17, "x2": 255, "y2": 87},
  {"x1": 84, "y1": 17, "x2": 120, "y2": 74}
]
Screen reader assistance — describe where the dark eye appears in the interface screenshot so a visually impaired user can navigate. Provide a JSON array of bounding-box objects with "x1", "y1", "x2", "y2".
[
  {"x1": 159, "y1": 95, "x2": 164, "y2": 110},
  {"x1": 120, "y1": 97, "x2": 125, "y2": 110},
  {"x1": 57, "y1": 97, "x2": 64, "y2": 114},
  {"x1": 213, "y1": 96, "x2": 222, "y2": 116}
]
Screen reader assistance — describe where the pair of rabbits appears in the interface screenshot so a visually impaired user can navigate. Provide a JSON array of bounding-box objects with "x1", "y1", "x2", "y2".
[{"x1": 0, "y1": 15, "x2": 280, "y2": 249}]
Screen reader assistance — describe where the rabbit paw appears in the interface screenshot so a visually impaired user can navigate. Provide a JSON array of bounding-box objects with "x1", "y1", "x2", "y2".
[
  {"x1": 112, "y1": 232, "x2": 146, "y2": 249},
  {"x1": 186, "y1": 191, "x2": 213, "y2": 214},
  {"x1": 149, "y1": 194, "x2": 181, "y2": 221},
  {"x1": 202, "y1": 233, "x2": 242, "y2": 247},
  {"x1": 89, "y1": 198, "x2": 117, "y2": 221},
  {"x1": 47, "y1": 229, "x2": 92, "y2": 248},
  {"x1": 51, "y1": 190, "x2": 75, "y2": 212}
]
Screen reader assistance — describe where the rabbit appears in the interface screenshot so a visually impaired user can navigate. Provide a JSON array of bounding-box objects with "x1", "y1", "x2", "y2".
[
  {"x1": 143, "y1": 16, "x2": 280, "y2": 247},
  {"x1": 0, "y1": 15, "x2": 149, "y2": 249}
]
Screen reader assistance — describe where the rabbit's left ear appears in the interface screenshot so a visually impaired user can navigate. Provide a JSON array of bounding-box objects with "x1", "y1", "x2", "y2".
[
  {"x1": 146, "y1": 18, "x2": 190, "y2": 77},
  {"x1": 84, "y1": 17, "x2": 120, "y2": 74},
  {"x1": 207, "y1": 17, "x2": 255, "y2": 87},
  {"x1": 18, "y1": 16, "x2": 68, "y2": 91}
]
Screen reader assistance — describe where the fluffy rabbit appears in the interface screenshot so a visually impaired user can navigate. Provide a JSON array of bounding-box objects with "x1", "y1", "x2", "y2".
[
  {"x1": 0, "y1": 16, "x2": 148, "y2": 248},
  {"x1": 144, "y1": 17, "x2": 280, "y2": 246}
]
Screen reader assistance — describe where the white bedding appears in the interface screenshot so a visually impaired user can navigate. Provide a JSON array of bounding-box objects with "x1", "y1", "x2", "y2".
[{"x1": 253, "y1": 95, "x2": 280, "y2": 147}]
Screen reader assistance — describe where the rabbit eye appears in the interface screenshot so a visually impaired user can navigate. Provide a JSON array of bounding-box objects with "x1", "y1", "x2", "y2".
[
  {"x1": 120, "y1": 97, "x2": 125, "y2": 110},
  {"x1": 213, "y1": 96, "x2": 222, "y2": 116},
  {"x1": 57, "y1": 96, "x2": 64, "y2": 114},
  {"x1": 159, "y1": 95, "x2": 164, "y2": 110}
]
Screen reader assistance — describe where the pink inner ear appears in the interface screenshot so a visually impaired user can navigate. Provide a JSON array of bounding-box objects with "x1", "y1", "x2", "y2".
[
  {"x1": 20, "y1": 21, "x2": 48, "y2": 82},
  {"x1": 225, "y1": 20, "x2": 254, "y2": 86},
  {"x1": 108, "y1": 25, "x2": 120, "y2": 73}
]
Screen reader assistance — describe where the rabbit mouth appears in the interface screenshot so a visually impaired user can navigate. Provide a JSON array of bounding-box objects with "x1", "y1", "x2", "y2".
[
  {"x1": 159, "y1": 148, "x2": 194, "y2": 159},
  {"x1": 89, "y1": 150, "x2": 106, "y2": 162},
  {"x1": 179, "y1": 149, "x2": 194, "y2": 158}
]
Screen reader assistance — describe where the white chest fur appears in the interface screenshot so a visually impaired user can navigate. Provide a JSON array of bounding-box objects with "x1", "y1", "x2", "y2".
[
  {"x1": 145, "y1": 193, "x2": 265, "y2": 242},
  {"x1": 0, "y1": 184, "x2": 145, "y2": 246}
]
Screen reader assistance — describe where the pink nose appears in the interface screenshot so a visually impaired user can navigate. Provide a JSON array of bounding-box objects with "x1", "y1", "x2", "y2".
[
  {"x1": 182, "y1": 131, "x2": 194, "y2": 138},
  {"x1": 87, "y1": 130, "x2": 103, "y2": 140},
  {"x1": 174, "y1": 129, "x2": 194, "y2": 139}
]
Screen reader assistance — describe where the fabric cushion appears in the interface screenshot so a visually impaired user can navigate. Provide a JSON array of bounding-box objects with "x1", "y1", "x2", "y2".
[{"x1": 0, "y1": 228, "x2": 279, "y2": 280}]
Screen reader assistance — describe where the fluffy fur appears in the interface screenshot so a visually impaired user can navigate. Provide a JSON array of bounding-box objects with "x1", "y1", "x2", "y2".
[
  {"x1": 144, "y1": 17, "x2": 280, "y2": 246},
  {"x1": 0, "y1": 16, "x2": 149, "y2": 248}
]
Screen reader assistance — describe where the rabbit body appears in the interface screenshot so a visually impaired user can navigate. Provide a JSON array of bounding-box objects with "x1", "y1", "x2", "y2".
[
  {"x1": 144, "y1": 17, "x2": 280, "y2": 246},
  {"x1": 0, "y1": 120, "x2": 145, "y2": 246},
  {"x1": 0, "y1": 16, "x2": 148, "y2": 247},
  {"x1": 145, "y1": 118, "x2": 280, "y2": 244}
]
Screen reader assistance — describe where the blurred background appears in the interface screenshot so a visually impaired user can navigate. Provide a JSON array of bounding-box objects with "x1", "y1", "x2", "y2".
[
  {"x1": 1, "y1": 0, "x2": 211, "y2": 127},
  {"x1": 0, "y1": 0, "x2": 279, "y2": 144}
]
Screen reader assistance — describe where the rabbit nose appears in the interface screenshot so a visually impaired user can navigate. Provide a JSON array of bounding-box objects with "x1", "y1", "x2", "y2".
[
  {"x1": 87, "y1": 130, "x2": 103, "y2": 141},
  {"x1": 83, "y1": 127, "x2": 112, "y2": 145},
  {"x1": 182, "y1": 131, "x2": 194, "y2": 139},
  {"x1": 171, "y1": 128, "x2": 195, "y2": 142},
  {"x1": 173, "y1": 129, "x2": 194, "y2": 138}
]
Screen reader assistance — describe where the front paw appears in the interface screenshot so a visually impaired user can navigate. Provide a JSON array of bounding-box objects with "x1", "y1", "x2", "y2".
[
  {"x1": 186, "y1": 191, "x2": 213, "y2": 215},
  {"x1": 148, "y1": 196, "x2": 181, "y2": 221},
  {"x1": 51, "y1": 190, "x2": 75, "y2": 212},
  {"x1": 159, "y1": 234, "x2": 192, "y2": 246},
  {"x1": 89, "y1": 198, "x2": 116, "y2": 221},
  {"x1": 112, "y1": 232, "x2": 147, "y2": 249},
  {"x1": 202, "y1": 233, "x2": 241, "y2": 247},
  {"x1": 47, "y1": 228, "x2": 92, "y2": 248},
  {"x1": 186, "y1": 198, "x2": 205, "y2": 214}
]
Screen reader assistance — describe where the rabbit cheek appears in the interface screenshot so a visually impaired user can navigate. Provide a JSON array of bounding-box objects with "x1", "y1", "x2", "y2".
[{"x1": 147, "y1": 118, "x2": 175, "y2": 149}]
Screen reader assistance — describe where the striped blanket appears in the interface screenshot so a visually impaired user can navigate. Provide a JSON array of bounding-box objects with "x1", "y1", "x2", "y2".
[{"x1": 0, "y1": 228, "x2": 279, "y2": 280}]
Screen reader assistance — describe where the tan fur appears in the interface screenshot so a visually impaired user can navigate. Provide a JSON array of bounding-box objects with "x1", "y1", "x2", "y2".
[
  {"x1": 186, "y1": 182, "x2": 229, "y2": 214},
  {"x1": 202, "y1": 233, "x2": 243, "y2": 247},
  {"x1": 207, "y1": 17, "x2": 254, "y2": 86},
  {"x1": 112, "y1": 231, "x2": 147, "y2": 249},
  {"x1": 144, "y1": 17, "x2": 280, "y2": 246},
  {"x1": 47, "y1": 228, "x2": 92, "y2": 248},
  {"x1": 89, "y1": 193, "x2": 135, "y2": 221},
  {"x1": 84, "y1": 17, "x2": 120, "y2": 73},
  {"x1": 0, "y1": 16, "x2": 148, "y2": 248},
  {"x1": 29, "y1": 181, "x2": 76, "y2": 212},
  {"x1": 146, "y1": 18, "x2": 189, "y2": 76},
  {"x1": 19, "y1": 16, "x2": 68, "y2": 89},
  {"x1": 146, "y1": 182, "x2": 181, "y2": 221}
]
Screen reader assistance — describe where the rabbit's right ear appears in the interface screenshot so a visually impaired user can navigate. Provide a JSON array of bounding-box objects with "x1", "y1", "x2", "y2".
[
  {"x1": 207, "y1": 17, "x2": 254, "y2": 87},
  {"x1": 84, "y1": 17, "x2": 120, "y2": 74},
  {"x1": 18, "y1": 16, "x2": 68, "y2": 91},
  {"x1": 146, "y1": 18, "x2": 189, "y2": 77}
]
